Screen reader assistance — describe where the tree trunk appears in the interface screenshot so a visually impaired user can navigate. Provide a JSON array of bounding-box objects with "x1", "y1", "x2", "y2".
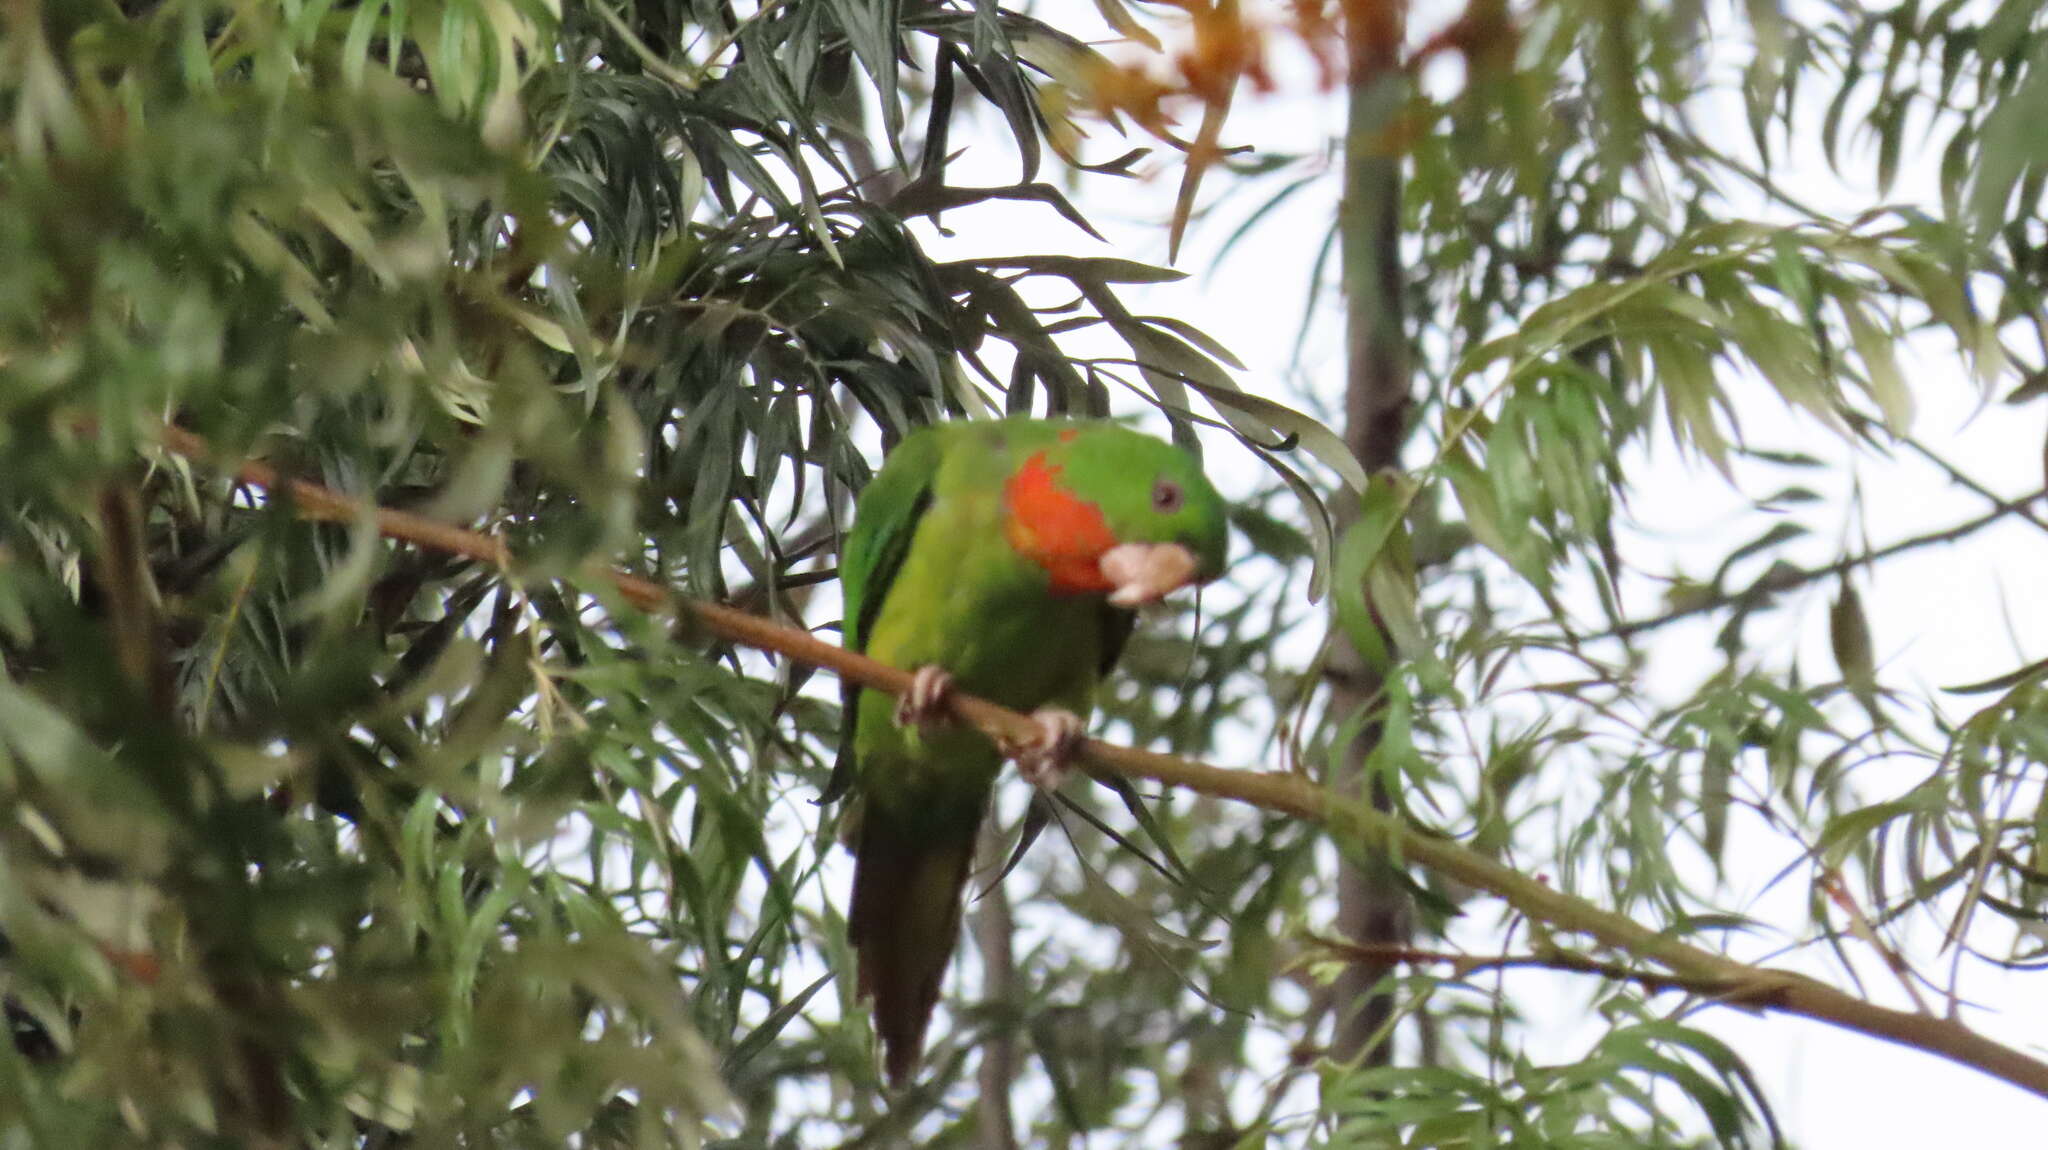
[
  {"x1": 972, "y1": 824, "x2": 1020, "y2": 1150},
  {"x1": 1328, "y1": 0, "x2": 1413, "y2": 1068}
]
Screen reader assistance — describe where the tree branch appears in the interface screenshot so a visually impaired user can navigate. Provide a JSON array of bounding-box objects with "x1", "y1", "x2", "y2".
[
  {"x1": 1307, "y1": 937, "x2": 1859, "y2": 1011},
  {"x1": 1898, "y1": 436, "x2": 2048, "y2": 536},
  {"x1": 153, "y1": 425, "x2": 2048, "y2": 1104},
  {"x1": 1311, "y1": 937, "x2": 1777, "y2": 1000},
  {"x1": 1599, "y1": 489, "x2": 2048, "y2": 642}
]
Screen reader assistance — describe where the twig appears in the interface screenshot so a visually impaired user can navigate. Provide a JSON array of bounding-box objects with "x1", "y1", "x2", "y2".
[
  {"x1": 1309, "y1": 937, "x2": 1786, "y2": 1003},
  {"x1": 1824, "y1": 873, "x2": 1933, "y2": 1016},
  {"x1": 1598, "y1": 490, "x2": 2048, "y2": 642},
  {"x1": 153, "y1": 424, "x2": 2048, "y2": 1105},
  {"x1": 1898, "y1": 436, "x2": 2048, "y2": 535}
]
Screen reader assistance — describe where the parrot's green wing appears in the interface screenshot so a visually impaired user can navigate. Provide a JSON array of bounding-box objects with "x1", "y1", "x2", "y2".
[{"x1": 821, "y1": 427, "x2": 945, "y2": 805}]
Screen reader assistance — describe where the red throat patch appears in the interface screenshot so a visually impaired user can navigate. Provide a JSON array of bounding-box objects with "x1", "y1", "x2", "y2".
[{"x1": 1004, "y1": 450, "x2": 1119, "y2": 593}]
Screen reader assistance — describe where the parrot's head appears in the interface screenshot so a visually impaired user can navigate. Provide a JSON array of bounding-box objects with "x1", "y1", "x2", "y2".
[{"x1": 1003, "y1": 422, "x2": 1229, "y2": 606}]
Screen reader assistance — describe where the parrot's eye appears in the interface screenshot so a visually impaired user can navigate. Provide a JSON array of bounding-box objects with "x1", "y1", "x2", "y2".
[{"x1": 1151, "y1": 478, "x2": 1184, "y2": 514}]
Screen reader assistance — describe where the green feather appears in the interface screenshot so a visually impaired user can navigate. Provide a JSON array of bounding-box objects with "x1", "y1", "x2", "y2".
[{"x1": 823, "y1": 428, "x2": 943, "y2": 805}]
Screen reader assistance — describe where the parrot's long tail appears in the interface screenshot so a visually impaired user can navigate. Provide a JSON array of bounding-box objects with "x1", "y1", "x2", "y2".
[{"x1": 848, "y1": 809, "x2": 978, "y2": 1086}]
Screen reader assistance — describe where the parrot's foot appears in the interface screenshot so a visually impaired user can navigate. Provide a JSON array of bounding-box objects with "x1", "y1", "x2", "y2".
[
  {"x1": 1006, "y1": 708, "x2": 1086, "y2": 791},
  {"x1": 894, "y1": 665, "x2": 956, "y2": 730}
]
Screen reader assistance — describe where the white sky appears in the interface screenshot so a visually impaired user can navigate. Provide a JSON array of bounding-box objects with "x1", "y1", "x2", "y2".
[{"x1": 895, "y1": 1, "x2": 2048, "y2": 1143}]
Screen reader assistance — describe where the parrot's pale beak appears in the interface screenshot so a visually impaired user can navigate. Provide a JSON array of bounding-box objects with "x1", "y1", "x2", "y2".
[{"x1": 1100, "y1": 542, "x2": 1202, "y2": 607}]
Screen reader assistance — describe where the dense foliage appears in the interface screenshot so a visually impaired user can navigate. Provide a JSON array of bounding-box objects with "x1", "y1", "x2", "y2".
[{"x1": 2, "y1": 0, "x2": 2047, "y2": 1146}]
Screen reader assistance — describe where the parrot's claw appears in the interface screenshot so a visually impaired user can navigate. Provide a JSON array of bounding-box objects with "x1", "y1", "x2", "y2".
[
  {"x1": 1006, "y1": 708, "x2": 1086, "y2": 791},
  {"x1": 894, "y1": 665, "x2": 956, "y2": 730}
]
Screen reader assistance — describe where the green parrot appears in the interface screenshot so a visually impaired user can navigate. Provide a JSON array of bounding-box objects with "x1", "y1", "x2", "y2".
[{"x1": 831, "y1": 416, "x2": 1230, "y2": 1085}]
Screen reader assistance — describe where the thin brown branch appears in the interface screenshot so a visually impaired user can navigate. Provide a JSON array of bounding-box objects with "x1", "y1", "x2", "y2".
[
  {"x1": 153, "y1": 424, "x2": 2048, "y2": 1104},
  {"x1": 1822, "y1": 870, "x2": 1933, "y2": 1016},
  {"x1": 1601, "y1": 490, "x2": 2048, "y2": 642},
  {"x1": 1899, "y1": 436, "x2": 2048, "y2": 535},
  {"x1": 1311, "y1": 937, "x2": 1772, "y2": 1000}
]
